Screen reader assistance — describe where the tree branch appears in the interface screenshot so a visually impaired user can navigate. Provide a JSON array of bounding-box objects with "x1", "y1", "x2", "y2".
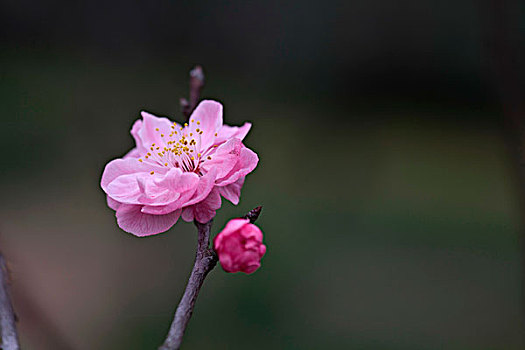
[
  {"x1": 158, "y1": 220, "x2": 217, "y2": 350},
  {"x1": 159, "y1": 206, "x2": 263, "y2": 350},
  {"x1": 162, "y1": 65, "x2": 262, "y2": 349},
  {"x1": 243, "y1": 206, "x2": 262, "y2": 223},
  {"x1": 180, "y1": 66, "x2": 205, "y2": 119},
  {"x1": 0, "y1": 253, "x2": 20, "y2": 350}
]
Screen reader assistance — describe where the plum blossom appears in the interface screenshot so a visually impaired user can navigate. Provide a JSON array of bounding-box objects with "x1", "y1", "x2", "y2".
[
  {"x1": 101, "y1": 100, "x2": 258, "y2": 236},
  {"x1": 213, "y1": 218, "x2": 266, "y2": 274}
]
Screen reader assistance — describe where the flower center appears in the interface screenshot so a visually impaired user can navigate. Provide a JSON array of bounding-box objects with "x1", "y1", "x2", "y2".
[{"x1": 137, "y1": 119, "x2": 216, "y2": 176}]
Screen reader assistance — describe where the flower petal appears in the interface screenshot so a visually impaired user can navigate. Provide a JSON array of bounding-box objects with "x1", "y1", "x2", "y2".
[
  {"x1": 218, "y1": 176, "x2": 245, "y2": 205},
  {"x1": 181, "y1": 188, "x2": 222, "y2": 223},
  {"x1": 200, "y1": 138, "x2": 243, "y2": 179},
  {"x1": 141, "y1": 167, "x2": 217, "y2": 215},
  {"x1": 183, "y1": 167, "x2": 218, "y2": 206},
  {"x1": 128, "y1": 119, "x2": 147, "y2": 157},
  {"x1": 215, "y1": 147, "x2": 259, "y2": 186},
  {"x1": 101, "y1": 157, "x2": 169, "y2": 205},
  {"x1": 187, "y1": 100, "x2": 223, "y2": 150},
  {"x1": 137, "y1": 111, "x2": 174, "y2": 149},
  {"x1": 115, "y1": 204, "x2": 181, "y2": 237},
  {"x1": 215, "y1": 122, "x2": 251, "y2": 145},
  {"x1": 107, "y1": 196, "x2": 122, "y2": 211},
  {"x1": 213, "y1": 218, "x2": 249, "y2": 247},
  {"x1": 101, "y1": 157, "x2": 165, "y2": 192}
]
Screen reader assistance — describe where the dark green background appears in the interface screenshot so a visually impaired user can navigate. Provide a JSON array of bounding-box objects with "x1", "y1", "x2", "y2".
[{"x1": 1, "y1": 1, "x2": 523, "y2": 349}]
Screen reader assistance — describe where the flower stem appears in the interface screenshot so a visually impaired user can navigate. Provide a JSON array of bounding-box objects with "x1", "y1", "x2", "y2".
[
  {"x1": 159, "y1": 205, "x2": 263, "y2": 349},
  {"x1": 158, "y1": 220, "x2": 218, "y2": 350}
]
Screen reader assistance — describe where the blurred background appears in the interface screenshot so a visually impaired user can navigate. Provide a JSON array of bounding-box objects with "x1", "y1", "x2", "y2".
[{"x1": 1, "y1": 0, "x2": 524, "y2": 349}]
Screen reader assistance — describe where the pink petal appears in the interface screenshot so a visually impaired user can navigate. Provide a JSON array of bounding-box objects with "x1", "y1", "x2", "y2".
[
  {"x1": 137, "y1": 111, "x2": 174, "y2": 148},
  {"x1": 181, "y1": 207, "x2": 194, "y2": 222},
  {"x1": 213, "y1": 218, "x2": 249, "y2": 247},
  {"x1": 187, "y1": 100, "x2": 223, "y2": 150},
  {"x1": 181, "y1": 188, "x2": 222, "y2": 223},
  {"x1": 200, "y1": 138, "x2": 243, "y2": 179},
  {"x1": 215, "y1": 147, "x2": 259, "y2": 186},
  {"x1": 218, "y1": 176, "x2": 245, "y2": 205},
  {"x1": 100, "y1": 157, "x2": 165, "y2": 191},
  {"x1": 183, "y1": 167, "x2": 218, "y2": 206},
  {"x1": 240, "y1": 223, "x2": 263, "y2": 241},
  {"x1": 142, "y1": 167, "x2": 217, "y2": 215},
  {"x1": 215, "y1": 122, "x2": 251, "y2": 145},
  {"x1": 194, "y1": 189, "x2": 222, "y2": 223},
  {"x1": 107, "y1": 172, "x2": 159, "y2": 204},
  {"x1": 115, "y1": 204, "x2": 181, "y2": 237},
  {"x1": 152, "y1": 168, "x2": 200, "y2": 204},
  {"x1": 106, "y1": 196, "x2": 122, "y2": 210},
  {"x1": 129, "y1": 119, "x2": 148, "y2": 156}
]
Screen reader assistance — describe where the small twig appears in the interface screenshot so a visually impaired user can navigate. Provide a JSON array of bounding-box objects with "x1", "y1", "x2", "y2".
[
  {"x1": 243, "y1": 206, "x2": 262, "y2": 223},
  {"x1": 159, "y1": 206, "x2": 263, "y2": 349},
  {"x1": 159, "y1": 220, "x2": 217, "y2": 350},
  {"x1": 0, "y1": 253, "x2": 20, "y2": 350},
  {"x1": 180, "y1": 66, "x2": 205, "y2": 119},
  {"x1": 163, "y1": 65, "x2": 262, "y2": 349}
]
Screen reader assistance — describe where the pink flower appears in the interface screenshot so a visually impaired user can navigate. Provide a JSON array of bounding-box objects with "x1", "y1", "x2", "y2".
[
  {"x1": 213, "y1": 218, "x2": 266, "y2": 274},
  {"x1": 100, "y1": 100, "x2": 259, "y2": 236}
]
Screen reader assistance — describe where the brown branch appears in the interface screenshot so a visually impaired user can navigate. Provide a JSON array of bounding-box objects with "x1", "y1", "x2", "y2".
[
  {"x1": 243, "y1": 206, "x2": 262, "y2": 223},
  {"x1": 180, "y1": 66, "x2": 205, "y2": 118},
  {"x1": 158, "y1": 220, "x2": 217, "y2": 350},
  {"x1": 159, "y1": 206, "x2": 263, "y2": 350},
  {"x1": 0, "y1": 253, "x2": 20, "y2": 350},
  {"x1": 163, "y1": 65, "x2": 263, "y2": 349}
]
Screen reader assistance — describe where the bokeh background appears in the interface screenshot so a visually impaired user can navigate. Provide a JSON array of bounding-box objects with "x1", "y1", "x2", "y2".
[{"x1": 1, "y1": 1, "x2": 524, "y2": 349}]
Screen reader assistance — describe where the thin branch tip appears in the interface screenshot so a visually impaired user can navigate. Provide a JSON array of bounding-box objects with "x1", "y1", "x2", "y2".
[
  {"x1": 189, "y1": 65, "x2": 205, "y2": 83},
  {"x1": 181, "y1": 66, "x2": 205, "y2": 118},
  {"x1": 243, "y1": 206, "x2": 263, "y2": 224}
]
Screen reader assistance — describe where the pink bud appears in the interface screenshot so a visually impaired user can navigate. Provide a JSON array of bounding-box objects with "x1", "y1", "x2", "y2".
[{"x1": 213, "y1": 218, "x2": 266, "y2": 274}]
